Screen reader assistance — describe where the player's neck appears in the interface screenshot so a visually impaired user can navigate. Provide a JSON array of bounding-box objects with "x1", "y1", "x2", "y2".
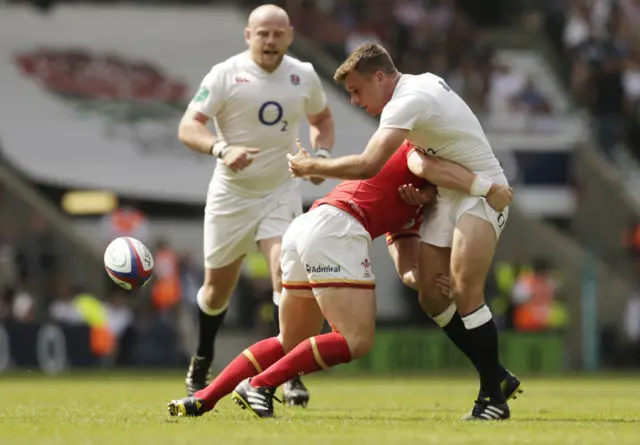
[
  {"x1": 249, "y1": 53, "x2": 283, "y2": 74},
  {"x1": 391, "y1": 72, "x2": 402, "y2": 90},
  {"x1": 385, "y1": 72, "x2": 403, "y2": 101}
]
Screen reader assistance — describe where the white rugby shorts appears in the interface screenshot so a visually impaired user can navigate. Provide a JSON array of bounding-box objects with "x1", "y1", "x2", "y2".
[
  {"x1": 281, "y1": 205, "x2": 375, "y2": 295},
  {"x1": 203, "y1": 180, "x2": 302, "y2": 269},
  {"x1": 420, "y1": 173, "x2": 509, "y2": 248}
]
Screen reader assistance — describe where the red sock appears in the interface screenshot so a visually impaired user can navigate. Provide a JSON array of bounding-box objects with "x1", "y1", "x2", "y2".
[
  {"x1": 194, "y1": 337, "x2": 284, "y2": 409},
  {"x1": 250, "y1": 331, "x2": 352, "y2": 388}
]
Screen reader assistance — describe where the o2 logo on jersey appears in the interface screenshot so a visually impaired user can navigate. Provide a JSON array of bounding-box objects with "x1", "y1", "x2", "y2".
[
  {"x1": 259, "y1": 101, "x2": 288, "y2": 132},
  {"x1": 415, "y1": 145, "x2": 437, "y2": 156}
]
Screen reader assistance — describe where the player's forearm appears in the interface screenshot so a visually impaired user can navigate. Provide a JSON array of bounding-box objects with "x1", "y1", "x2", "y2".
[
  {"x1": 419, "y1": 157, "x2": 478, "y2": 194},
  {"x1": 309, "y1": 155, "x2": 374, "y2": 180},
  {"x1": 178, "y1": 121, "x2": 217, "y2": 155},
  {"x1": 309, "y1": 115, "x2": 335, "y2": 152}
]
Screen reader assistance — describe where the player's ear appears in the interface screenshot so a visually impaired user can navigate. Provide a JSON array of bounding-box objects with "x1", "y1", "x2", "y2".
[
  {"x1": 287, "y1": 26, "x2": 294, "y2": 46},
  {"x1": 244, "y1": 27, "x2": 251, "y2": 45}
]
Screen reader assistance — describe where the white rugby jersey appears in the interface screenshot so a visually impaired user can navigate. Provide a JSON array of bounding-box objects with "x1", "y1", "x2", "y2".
[
  {"x1": 189, "y1": 52, "x2": 327, "y2": 197},
  {"x1": 379, "y1": 73, "x2": 504, "y2": 177}
]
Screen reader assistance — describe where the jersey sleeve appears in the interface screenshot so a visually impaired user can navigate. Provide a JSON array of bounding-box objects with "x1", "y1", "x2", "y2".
[
  {"x1": 379, "y1": 91, "x2": 431, "y2": 131},
  {"x1": 187, "y1": 64, "x2": 226, "y2": 119},
  {"x1": 385, "y1": 216, "x2": 422, "y2": 245},
  {"x1": 385, "y1": 229, "x2": 420, "y2": 245},
  {"x1": 305, "y1": 67, "x2": 328, "y2": 116}
]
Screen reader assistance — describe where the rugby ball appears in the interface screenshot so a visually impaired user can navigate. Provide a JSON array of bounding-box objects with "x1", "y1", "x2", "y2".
[{"x1": 104, "y1": 237, "x2": 154, "y2": 290}]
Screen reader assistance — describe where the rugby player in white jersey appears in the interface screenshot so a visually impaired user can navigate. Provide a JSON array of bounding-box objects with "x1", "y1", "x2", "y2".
[
  {"x1": 289, "y1": 44, "x2": 521, "y2": 420},
  {"x1": 176, "y1": 4, "x2": 334, "y2": 407}
]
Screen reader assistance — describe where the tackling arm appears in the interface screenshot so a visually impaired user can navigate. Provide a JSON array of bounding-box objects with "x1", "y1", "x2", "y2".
[
  {"x1": 301, "y1": 127, "x2": 408, "y2": 180},
  {"x1": 407, "y1": 150, "x2": 496, "y2": 197}
]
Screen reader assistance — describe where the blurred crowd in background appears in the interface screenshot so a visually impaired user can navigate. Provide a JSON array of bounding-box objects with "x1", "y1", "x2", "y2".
[
  {"x1": 1, "y1": 0, "x2": 640, "y2": 368},
  {"x1": 281, "y1": 0, "x2": 553, "y2": 119}
]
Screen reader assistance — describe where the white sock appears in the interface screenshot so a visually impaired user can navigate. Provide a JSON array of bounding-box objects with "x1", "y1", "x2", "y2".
[
  {"x1": 272, "y1": 291, "x2": 281, "y2": 306},
  {"x1": 432, "y1": 303, "x2": 457, "y2": 327},
  {"x1": 196, "y1": 287, "x2": 228, "y2": 316},
  {"x1": 461, "y1": 304, "x2": 492, "y2": 330}
]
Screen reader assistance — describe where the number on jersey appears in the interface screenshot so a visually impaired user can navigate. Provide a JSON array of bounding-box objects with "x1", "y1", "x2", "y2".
[{"x1": 259, "y1": 101, "x2": 288, "y2": 132}]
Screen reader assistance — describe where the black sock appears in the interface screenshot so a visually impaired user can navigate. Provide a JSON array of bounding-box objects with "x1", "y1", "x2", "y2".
[
  {"x1": 443, "y1": 312, "x2": 507, "y2": 379},
  {"x1": 195, "y1": 308, "x2": 227, "y2": 360},
  {"x1": 443, "y1": 312, "x2": 479, "y2": 372},
  {"x1": 461, "y1": 305, "x2": 506, "y2": 403}
]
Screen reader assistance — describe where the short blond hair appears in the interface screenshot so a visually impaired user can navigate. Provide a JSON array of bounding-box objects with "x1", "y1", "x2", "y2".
[{"x1": 334, "y1": 44, "x2": 397, "y2": 83}]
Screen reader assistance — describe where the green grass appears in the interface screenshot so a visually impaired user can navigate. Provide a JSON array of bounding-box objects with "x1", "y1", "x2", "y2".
[{"x1": 1, "y1": 373, "x2": 639, "y2": 444}]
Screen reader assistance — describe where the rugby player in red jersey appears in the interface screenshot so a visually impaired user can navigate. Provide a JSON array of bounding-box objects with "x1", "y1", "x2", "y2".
[{"x1": 167, "y1": 140, "x2": 511, "y2": 417}]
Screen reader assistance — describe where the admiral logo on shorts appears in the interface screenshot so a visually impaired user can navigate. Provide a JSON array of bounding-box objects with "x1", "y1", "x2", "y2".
[{"x1": 305, "y1": 263, "x2": 341, "y2": 274}]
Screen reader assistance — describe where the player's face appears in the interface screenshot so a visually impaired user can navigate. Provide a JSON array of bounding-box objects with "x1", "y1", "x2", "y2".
[
  {"x1": 343, "y1": 71, "x2": 389, "y2": 116},
  {"x1": 245, "y1": 21, "x2": 293, "y2": 72}
]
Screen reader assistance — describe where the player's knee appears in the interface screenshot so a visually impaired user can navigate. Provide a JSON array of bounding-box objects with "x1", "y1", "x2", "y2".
[
  {"x1": 271, "y1": 274, "x2": 283, "y2": 293},
  {"x1": 418, "y1": 287, "x2": 451, "y2": 317},
  {"x1": 401, "y1": 270, "x2": 419, "y2": 290},
  {"x1": 341, "y1": 329, "x2": 374, "y2": 360},
  {"x1": 277, "y1": 331, "x2": 302, "y2": 353},
  {"x1": 450, "y1": 279, "x2": 485, "y2": 314},
  {"x1": 273, "y1": 333, "x2": 291, "y2": 352},
  {"x1": 276, "y1": 313, "x2": 301, "y2": 353},
  {"x1": 199, "y1": 283, "x2": 232, "y2": 312}
]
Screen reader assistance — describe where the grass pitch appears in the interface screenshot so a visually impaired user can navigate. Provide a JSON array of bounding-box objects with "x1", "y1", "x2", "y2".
[{"x1": 0, "y1": 372, "x2": 638, "y2": 444}]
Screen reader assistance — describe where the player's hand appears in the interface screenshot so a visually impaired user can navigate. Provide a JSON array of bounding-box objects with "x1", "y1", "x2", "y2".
[
  {"x1": 222, "y1": 146, "x2": 260, "y2": 172},
  {"x1": 485, "y1": 184, "x2": 513, "y2": 212},
  {"x1": 435, "y1": 274, "x2": 451, "y2": 299},
  {"x1": 287, "y1": 139, "x2": 315, "y2": 178},
  {"x1": 398, "y1": 184, "x2": 436, "y2": 206}
]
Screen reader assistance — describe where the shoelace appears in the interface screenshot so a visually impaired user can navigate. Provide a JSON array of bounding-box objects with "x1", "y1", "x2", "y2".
[
  {"x1": 472, "y1": 399, "x2": 490, "y2": 414},
  {"x1": 265, "y1": 387, "x2": 283, "y2": 405}
]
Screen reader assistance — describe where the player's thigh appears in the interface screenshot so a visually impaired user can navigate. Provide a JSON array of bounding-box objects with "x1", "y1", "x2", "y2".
[
  {"x1": 257, "y1": 236, "x2": 283, "y2": 292},
  {"x1": 256, "y1": 186, "x2": 301, "y2": 291},
  {"x1": 278, "y1": 216, "x2": 325, "y2": 350},
  {"x1": 279, "y1": 213, "x2": 314, "y2": 291},
  {"x1": 315, "y1": 287, "x2": 376, "y2": 359},
  {"x1": 450, "y1": 210, "x2": 499, "y2": 315},
  {"x1": 298, "y1": 206, "x2": 376, "y2": 359},
  {"x1": 203, "y1": 197, "x2": 258, "y2": 271},
  {"x1": 418, "y1": 194, "x2": 456, "y2": 315},
  {"x1": 419, "y1": 193, "x2": 457, "y2": 249},
  {"x1": 418, "y1": 242, "x2": 452, "y2": 315},
  {"x1": 277, "y1": 289, "x2": 325, "y2": 353},
  {"x1": 256, "y1": 181, "x2": 302, "y2": 246}
]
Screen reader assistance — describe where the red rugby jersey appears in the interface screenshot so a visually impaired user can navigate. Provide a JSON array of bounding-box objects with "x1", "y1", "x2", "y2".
[{"x1": 311, "y1": 141, "x2": 429, "y2": 241}]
